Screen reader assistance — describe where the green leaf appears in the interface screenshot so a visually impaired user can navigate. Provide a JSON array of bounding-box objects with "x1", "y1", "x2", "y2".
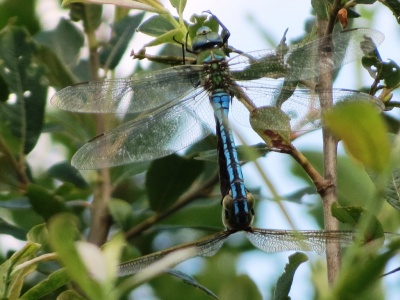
[
  {"x1": 324, "y1": 101, "x2": 390, "y2": 173},
  {"x1": 143, "y1": 28, "x2": 185, "y2": 48},
  {"x1": 63, "y1": 0, "x2": 164, "y2": 13},
  {"x1": 138, "y1": 15, "x2": 177, "y2": 37},
  {"x1": 27, "y1": 223, "x2": 50, "y2": 250},
  {"x1": 362, "y1": 56, "x2": 400, "y2": 88},
  {"x1": 334, "y1": 239, "x2": 400, "y2": 299},
  {"x1": 0, "y1": 242, "x2": 41, "y2": 299},
  {"x1": 20, "y1": 268, "x2": 70, "y2": 300},
  {"x1": 170, "y1": 0, "x2": 187, "y2": 12},
  {"x1": 273, "y1": 252, "x2": 308, "y2": 300},
  {"x1": 48, "y1": 213, "x2": 104, "y2": 300},
  {"x1": 34, "y1": 18, "x2": 84, "y2": 70},
  {"x1": 146, "y1": 154, "x2": 203, "y2": 212},
  {"x1": 0, "y1": 219, "x2": 27, "y2": 240},
  {"x1": 0, "y1": 72, "x2": 8, "y2": 102},
  {"x1": 0, "y1": 197, "x2": 44, "y2": 232},
  {"x1": 167, "y1": 269, "x2": 218, "y2": 299},
  {"x1": 0, "y1": 0, "x2": 40, "y2": 34},
  {"x1": 311, "y1": 0, "x2": 330, "y2": 20},
  {"x1": 171, "y1": 0, "x2": 187, "y2": 16},
  {"x1": 99, "y1": 13, "x2": 145, "y2": 70},
  {"x1": 250, "y1": 106, "x2": 291, "y2": 148},
  {"x1": 102, "y1": 233, "x2": 125, "y2": 281},
  {"x1": 331, "y1": 202, "x2": 384, "y2": 241},
  {"x1": 108, "y1": 198, "x2": 136, "y2": 231},
  {"x1": 36, "y1": 44, "x2": 76, "y2": 89},
  {"x1": 0, "y1": 140, "x2": 26, "y2": 191},
  {"x1": 0, "y1": 25, "x2": 48, "y2": 154},
  {"x1": 57, "y1": 289, "x2": 86, "y2": 300},
  {"x1": 48, "y1": 161, "x2": 89, "y2": 189},
  {"x1": 381, "y1": 166, "x2": 400, "y2": 210},
  {"x1": 367, "y1": 134, "x2": 400, "y2": 211},
  {"x1": 380, "y1": 59, "x2": 400, "y2": 88},
  {"x1": 27, "y1": 184, "x2": 69, "y2": 221},
  {"x1": 219, "y1": 274, "x2": 262, "y2": 300}
]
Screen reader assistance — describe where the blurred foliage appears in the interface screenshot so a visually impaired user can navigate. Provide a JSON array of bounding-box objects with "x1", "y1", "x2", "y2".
[{"x1": 0, "y1": 0, "x2": 399, "y2": 299}]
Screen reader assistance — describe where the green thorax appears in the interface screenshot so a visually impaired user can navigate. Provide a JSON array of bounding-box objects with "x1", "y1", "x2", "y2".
[{"x1": 202, "y1": 57, "x2": 232, "y2": 93}]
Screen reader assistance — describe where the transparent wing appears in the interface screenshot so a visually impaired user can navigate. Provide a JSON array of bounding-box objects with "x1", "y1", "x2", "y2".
[
  {"x1": 230, "y1": 86, "x2": 384, "y2": 132},
  {"x1": 50, "y1": 65, "x2": 204, "y2": 113},
  {"x1": 246, "y1": 229, "x2": 356, "y2": 255},
  {"x1": 118, "y1": 231, "x2": 231, "y2": 277},
  {"x1": 229, "y1": 28, "x2": 384, "y2": 81},
  {"x1": 71, "y1": 91, "x2": 215, "y2": 169}
]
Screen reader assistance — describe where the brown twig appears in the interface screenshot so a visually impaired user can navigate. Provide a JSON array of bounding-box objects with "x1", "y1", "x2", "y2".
[
  {"x1": 317, "y1": 0, "x2": 342, "y2": 285},
  {"x1": 125, "y1": 172, "x2": 220, "y2": 240},
  {"x1": 82, "y1": 5, "x2": 113, "y2": 246},
  {"x1": 284, "y1": 145, "x2": 332, "y2": 193}
]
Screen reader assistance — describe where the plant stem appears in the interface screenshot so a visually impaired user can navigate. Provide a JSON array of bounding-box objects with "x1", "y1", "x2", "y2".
[
  {"x1": 125, "y1": 172, "x2": 219, "y2": 239},
  {"x1": 317, "y1": 0, "x2": 342, "y2": 285},
  {"x1": 82, "y1": 5, "x2": 113, "y2": 246}
]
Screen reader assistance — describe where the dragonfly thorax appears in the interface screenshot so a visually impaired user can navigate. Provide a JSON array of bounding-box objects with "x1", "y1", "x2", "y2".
[
  {"x1": 222, "y1": 191, "x2": 255, "y2": 230},
  {"x1": 202, "y1": 60, "x2": 232, "y2": 95}
]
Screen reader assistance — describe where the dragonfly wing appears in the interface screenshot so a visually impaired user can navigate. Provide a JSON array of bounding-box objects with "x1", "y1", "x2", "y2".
[
  {"x1": 229, "y1": 28, "x2": 384, "y2": 81},
  {"x1": 245, "y1": 229, "x2": 355, "y2": 255},
  {"x1": 50, "y1": 65, "x2": 204, "y2": 113},
  {"x1": 118, "y1": 231, "x2": 231, "y2": 276},
  {"x1": 71, "y1": 92, "x2": 215, "y2": 169},
  {"x1": 231, "y1": 85, "x2": 383, "y2": 132}
]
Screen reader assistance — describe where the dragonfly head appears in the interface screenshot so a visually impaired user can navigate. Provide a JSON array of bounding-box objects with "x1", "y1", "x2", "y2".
[
  {"x1": 222, "y1": 191, "x2": 255, "y2": 230},
  {"x1": 192, "y1": 26, "x2": 224, "y2": 53}
]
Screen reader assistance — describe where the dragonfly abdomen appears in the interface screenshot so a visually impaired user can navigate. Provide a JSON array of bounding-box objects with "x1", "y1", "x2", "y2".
[{"x1": 211, "y1": 92, "x2": 255, "y2": 230}]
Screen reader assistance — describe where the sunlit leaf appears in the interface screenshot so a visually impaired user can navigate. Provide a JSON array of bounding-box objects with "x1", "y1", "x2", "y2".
[
  {"x1": 57, "y1": 289, "x2": 86, "y2": 299},
  {"x1": 0, "y1": 242, "x2": 41, "y2": 299},
  {"x1": 324, "y1": 101, "x2": 390, "y2": 173},
  {"x1": 48, "y1": 213, "x2": 105, "y2": 299},
  {"x1": 170, "y1": 0, "x2": 187, "y2": 16},
  {"x1": 62, "y1": 0, "x2": 165, "y2": 13},
  {"x1": 138, "y1": 15, "x2": 177, "y2": 37},
  {"x1": 27, "y1": 223, "x2": 50, "y2": 251},
  {"x1": 20, "y1": 268, "x2": 70, "y2": 300},
  {"x1": 102, "y1": 233, "x2": 125, "y2": 281}
]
